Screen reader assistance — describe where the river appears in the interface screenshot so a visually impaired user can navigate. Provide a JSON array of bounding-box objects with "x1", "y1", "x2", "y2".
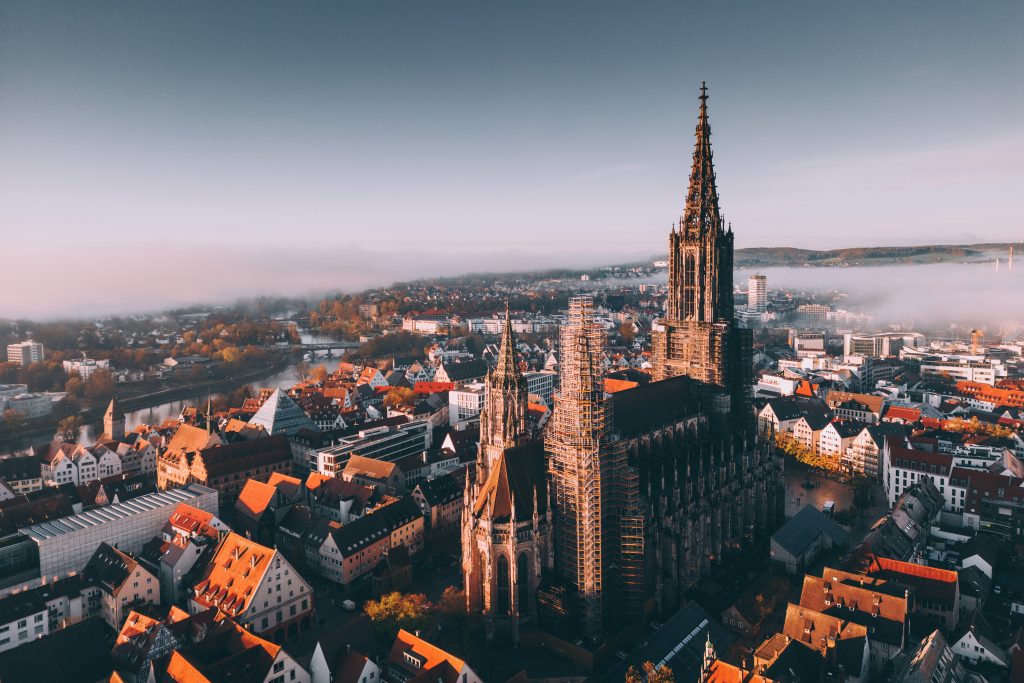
[{"x1": 78, "y1": 328, "x2": 348, "y2": 443}]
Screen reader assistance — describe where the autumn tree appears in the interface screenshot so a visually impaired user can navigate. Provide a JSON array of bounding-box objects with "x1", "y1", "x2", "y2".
[
  {"x1": 56, "y1": 415, "x2": 83, "y2": 442},
  {"x1": 364, "y1": 592, "x2": 432, "y2": 640},
  {"x1": 383, "y1": 387, "x2": 415, "y2": 408},
  {"x1": 84, "y1": 369, "x2": 114, "y2": 405},
  {"x1": 64, "y1": 374, "x2": 84, "y2": 401},
  {"x1": 626, "y1": 662, "x2": 674, "y2": 683},
  {"x1": 311, "y1": 366, "x2": 329, "y2": 383},
  {"x1": 435, "y1": 586, "x2": 464, "y2": 619},
  {"x1": 295, "y1": 360, "x2": 311, "y2": 381}
]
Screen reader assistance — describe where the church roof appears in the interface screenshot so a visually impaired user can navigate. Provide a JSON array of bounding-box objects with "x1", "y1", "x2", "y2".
[
  {"x1": 612, "y1": 375, "x2": 701, "y2": 434},
  {"x1": 472, "y1": 440, "x2": 546, "y2": 521}
]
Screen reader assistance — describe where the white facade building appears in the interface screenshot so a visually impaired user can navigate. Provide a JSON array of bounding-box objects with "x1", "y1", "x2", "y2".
[
  {"x1": 62, "y1": 358, "x2": 110, "y2": 381},
  {"x1": 4, "y1": 393, "x2": 51, "y2": 419},
  {"x1": 748, "y1": 274, "x2": 767, "y2": 312},
  {"x1": 448, "y1": 382, "x2": 485, "y2": 427},
  {"x1": 5, "y1": 341, "x2": 44, "y2": 367}
]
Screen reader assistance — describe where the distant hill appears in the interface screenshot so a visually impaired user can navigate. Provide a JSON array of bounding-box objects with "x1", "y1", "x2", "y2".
[{"x1": 732, "y1": 242, "x2": 1018, "y2": 268}]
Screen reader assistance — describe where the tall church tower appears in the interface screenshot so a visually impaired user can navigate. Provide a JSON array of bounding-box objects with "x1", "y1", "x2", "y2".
[
  {"x1": 462, "y1": 303, "x2": 551, "y2": 645},
  {"x1": 652, "y1": 83, "x2": 751, "y2": 416}
]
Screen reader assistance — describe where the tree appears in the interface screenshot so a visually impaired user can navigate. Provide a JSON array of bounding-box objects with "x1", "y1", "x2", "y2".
[
  {"x1": 435, "y1": 586, "x2": 464, "y2": 619},
  {"x1": 84, "y1": 368, "x2": 114, "y2": 405},
  {"x1": 221, "y1": 346, "x2": 242, "y2": 364},
  {"x1": 626, "y1": 663, "x2": 673, "y2": 683},
  {"x1": 619, "y1": 322, "x2": 636, "y2": 344},
  {"x1": 311, "y1": 366, "x2": 329, "y2": 384},
  {"x1": 64, "y1": 374, "x2": 84, "y2": 401},
  {"x1": 383, "y1": 387, "x2": 415, "y2": 408},
  {"x1": 364, "y1": 592, "x2": 431, "y2": 640},
  {"x1": 1, "y1": 409, "x2": 25, "y2": 433},
  {"x1": 644, "y1": 662, "x2": 674, "y2": 683},
  {"x1": 295, "y1": 360, "x2": 311, "y2": 381},
  {"x1": 56, "y1": 415, "x2": 82, "y2": 442}
]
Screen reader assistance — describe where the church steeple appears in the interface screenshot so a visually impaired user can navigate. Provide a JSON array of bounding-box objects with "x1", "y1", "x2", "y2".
[
  {"x1": 479, "y1": 302, "x2": 528, "y2": 469},
  {"x1": 666, "y1": 82, "x2": 734, "y2": 324},
  {"x1": 683, "y1": 81, "x2": 722, "y2": 238},
  {"x1": 493, "y1": 300, "x2": 521, "y2": 387}
]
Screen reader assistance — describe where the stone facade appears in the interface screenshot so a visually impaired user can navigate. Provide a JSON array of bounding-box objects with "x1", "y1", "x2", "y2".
[{"x1": 462, "y1": 307, "x2": 552, "y2": 644}]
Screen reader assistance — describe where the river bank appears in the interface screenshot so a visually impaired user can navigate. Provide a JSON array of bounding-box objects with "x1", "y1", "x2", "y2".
[{"x1": 0, "y1": 356, "x2": 292, "y2": 452}]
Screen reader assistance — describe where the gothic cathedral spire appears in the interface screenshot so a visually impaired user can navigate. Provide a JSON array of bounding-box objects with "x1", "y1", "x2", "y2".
[
  {"x1": 479, "y1": 301, "x2": 528, "y2": 470},
  {"x1": 666, "y1": 82, "x2": 733, "y2": 324},
  {"x1": 652, "y1": 82, "x2": 749, "y2": 413}
]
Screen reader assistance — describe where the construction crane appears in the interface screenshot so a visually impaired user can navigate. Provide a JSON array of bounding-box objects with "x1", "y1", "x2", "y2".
[{"x1": 971, "y1": 328, "x2": 984, "y2": 355}]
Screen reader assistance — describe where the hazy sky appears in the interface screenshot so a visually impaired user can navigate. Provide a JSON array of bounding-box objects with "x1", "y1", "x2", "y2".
[{"x1": 2, "y1": 2, "x2": 1022, "y2": 318}]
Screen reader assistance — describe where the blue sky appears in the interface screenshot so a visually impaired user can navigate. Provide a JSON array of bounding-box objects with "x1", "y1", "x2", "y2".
[{"x1": 1, "y1": 2, "x2": 1021, "y2": 317}]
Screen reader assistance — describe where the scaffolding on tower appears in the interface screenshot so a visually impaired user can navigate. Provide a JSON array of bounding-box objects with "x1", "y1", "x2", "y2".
[{"x1": 547, "y1": 296, "x2": 613, "y2": 639}]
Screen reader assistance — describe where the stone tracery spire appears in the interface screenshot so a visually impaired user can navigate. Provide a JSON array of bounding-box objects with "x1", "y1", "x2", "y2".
[
  {"x1": 479, "y1": 300, "x2": 528, "y2": 469},
  {"x1": 683, "y1": 81, "x2": 723, "y2": 237},
  {"x1": 493, "y1": 300, "x2": 520, "y2": 385}
]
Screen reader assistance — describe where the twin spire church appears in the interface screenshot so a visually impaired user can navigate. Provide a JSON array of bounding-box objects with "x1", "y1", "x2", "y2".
[{"x1": 461, "y1": 84, "x2": 785, "y2": 645}]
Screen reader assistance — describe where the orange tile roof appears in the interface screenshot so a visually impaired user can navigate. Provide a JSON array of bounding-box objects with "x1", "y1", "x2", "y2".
[
  {"x1": 192, "y1": 532, "x2": 275, "y2": 617},
  {"x1": 166, "y1": 424, "x2": 218, "y2": 456},
  {"x1": 884, "y1": 406, "x2": 922, "y2": 423},
  {"x1": 267, "y1": 472, "x2": 302, "y2": 499},
  {"x1": 782, "y1": 603, "x2": 867, "y2": 654},
  {"x1": 235, "y1": 479, "x2": 277, "y2": 519},
  {"x1": 167, "y1": 605, "x2": 190, "y2": 622},
  {"x1": 388, "y1": 629, "x2": 466, "y2": 674},
  {"x1": 168, "y1": 503, "x2": 220, "y2": 540},
  {"x1": 358, "y1": 368, "x2": 382, "y2": 384},
  {"x1": 164, "y1": 621, "x2": 281, "y2": 683},
  {"x1": 527, "y1": 403, "x2": 549, "y2": 417},
  {"x1": 305, "y1": 471, "x2": 332, "y2": 490},
  {"x1": 704, "y1": 660, "x2": 774, "y2": 683},
  {"x1": 116, "y1": 610, "x2": 162, "y2": 645},
  {"x1": 604, "y1": 378, "x2": 639, "y2": 393},
  {"x1": 413, "y1": 381, "x2": 455, "y2": 395},
  {"x1": 344, "y1": 454, "x2": 397, "y2": 480},
  {"x1": 870, "y1": 556, "x2": 957, "y2": 583}
]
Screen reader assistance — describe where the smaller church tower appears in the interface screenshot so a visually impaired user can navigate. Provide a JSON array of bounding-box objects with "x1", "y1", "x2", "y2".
[
  {"x1": 103, "y1": 396, "x2": 125, "y2": 442},
  {"x1": 462, "y1": 302, "x2": 552, "y2": 645}
]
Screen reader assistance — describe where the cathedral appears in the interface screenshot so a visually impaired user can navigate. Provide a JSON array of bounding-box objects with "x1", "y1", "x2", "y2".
[{"x1": 462, "y1": 83, "x2": 785, "y2": 645}]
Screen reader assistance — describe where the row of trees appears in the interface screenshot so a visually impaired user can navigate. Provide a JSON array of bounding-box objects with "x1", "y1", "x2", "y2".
[{"x1": 774, "y1": 433, "x2": 842, "y2": 473}]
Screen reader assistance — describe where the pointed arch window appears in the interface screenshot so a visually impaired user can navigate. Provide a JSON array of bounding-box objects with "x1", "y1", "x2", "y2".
[
  {"x1": 684, "y1": 253, "x2": 697, "y2": 318},
  {"x1": 517, "y1": 553, "x2": 530, "y2": 609},
  {"x1": 496, "y1": 555, "x2": 510, "y2": 615}
]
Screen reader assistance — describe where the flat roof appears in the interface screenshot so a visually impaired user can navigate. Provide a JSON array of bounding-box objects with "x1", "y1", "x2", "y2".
[{"x1": 21, "y1": 484, "x2": 216, "y2": 543}]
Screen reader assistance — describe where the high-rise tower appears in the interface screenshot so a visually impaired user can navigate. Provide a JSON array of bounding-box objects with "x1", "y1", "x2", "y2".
[
  {"x1": 652, "y1": 83, "x2": 751, "y2": 415},
  {"x1": 748, "y1": 274, "x2": 767, "y2": 312},
  {"x1": 463, "y1": 303, "x2": 551, "y2": 644}
]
